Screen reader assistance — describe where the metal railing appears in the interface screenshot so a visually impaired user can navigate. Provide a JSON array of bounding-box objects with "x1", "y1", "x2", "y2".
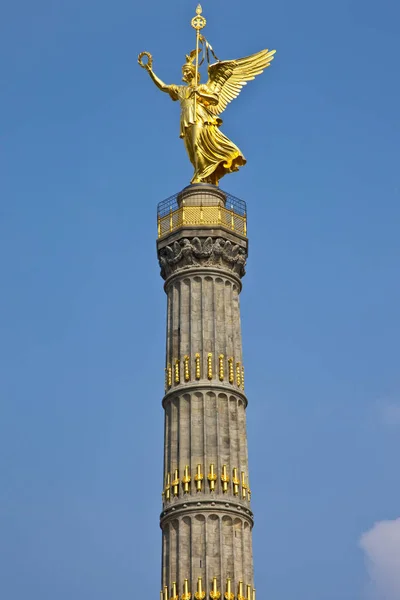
[{"x1": 157, "y1": 188, "x2": 247, "y2": 238}]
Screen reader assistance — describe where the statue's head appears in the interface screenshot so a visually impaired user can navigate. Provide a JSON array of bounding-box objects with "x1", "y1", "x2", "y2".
[{"x1": 182, "y1": 50, "x2": 200, "y2": 84}]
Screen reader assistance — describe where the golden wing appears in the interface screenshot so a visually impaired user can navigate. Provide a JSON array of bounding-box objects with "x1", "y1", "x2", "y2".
[{"x1": 206, "y1": 48, "x2": 276, "y2": 116}]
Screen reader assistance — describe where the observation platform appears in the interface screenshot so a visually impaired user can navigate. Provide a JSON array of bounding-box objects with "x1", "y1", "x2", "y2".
[{"x1": 157, "y1": 184, "x2": 247, "y2": 239}]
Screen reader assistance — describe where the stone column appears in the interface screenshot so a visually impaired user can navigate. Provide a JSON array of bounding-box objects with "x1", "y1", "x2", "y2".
[{"x1": 157, "y1": 185, "x2": 253, "y2": 600}]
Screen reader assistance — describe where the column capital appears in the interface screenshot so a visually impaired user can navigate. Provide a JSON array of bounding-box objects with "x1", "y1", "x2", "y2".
[{"x1": 157, "y1": 233, "x2": 248, "y2": 281}]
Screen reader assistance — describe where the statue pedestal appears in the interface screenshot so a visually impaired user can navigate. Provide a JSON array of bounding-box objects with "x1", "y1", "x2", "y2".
[{"x1": 177, "y1": 184, "x2": 227, "y2": 208}]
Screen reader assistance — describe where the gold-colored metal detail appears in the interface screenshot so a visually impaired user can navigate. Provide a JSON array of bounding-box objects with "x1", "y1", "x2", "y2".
[
  {"x1": 184, "y1": 355, "x2": 190, "y2": 382},
  {"x1": 167, "y1": 364, "x2": 172, "y2": 388},
  {"x1": 161, "y1": 590, "x2": 164, "y2": 600},
  {"x1": 139, "y1": 7, "x2": 276, "y2": 186},
  {"x1": 157, "y1": 205, "x2": 247, "y2": 239},
  {"x1": 224, "y1": 578, "x2": 234, "y2": 600},
  {"x1": 172, "y1": 469, "x2": 180, "y2": 497},
  {"x1": 194, "y1": 463, "x2": 204, "y2": 491},
  {"x1": 171, "y1": 583, "x2": 179, "y2": 600},
  {"x1": 195, "y1": 353, "x2": 201, "y2": 380},
  {"x1": 195, "y1": 577, "x2": 206, "y2": 600},
  {"x1": 182, "y1": 200, "x2": 186, "y2": 224},
  {"x1": 241, "y1": 471, "x2": 247, "y2": 500},
  {"x1": 138, "y1": 51, "x2": 153, "y2": 70},
  {"x1": 228, "y1": 358, "x2": 234, "y2": 384},
  {"x1": 252, "y1": 590, "x2": 256, "y2": 600},
  {"x1": 175, "y1": 359, "x2": 180, "y2": 384},
  {"x1": 164, "y1": 472, "x2": 171, "y2": 501},
  {"x1": 221, "y1": 464, "x2": 230, "y2": 493},
  {"x1": 246, "y1": 585, "x2": 251, "y2": 600},
  {"x1": 208, "y1": 463, "x2": 217, "y2": 491},
  {"x1": 236, "y1": 362, "x2": 241, "y2": 387},
  {"x1": 210, "y1": 577, "x2": 221, "y2": 600},
  {"x1": 164, "y1": 586, "x2": 169, "y2": 600},
  {"x1": 241, "y1": 366, "x2": 245, "y2": 390},
  {"x1": 182, "y1": 465, "x2": 191, "y2": 493},
  {"x1": 191, "y1": 4, "x2": 206, "y2": 31},
  {"x1": 232, "y1": 467, "x2": 240, "y2": 496},
  {"x1": 237, "y1": 581, "x2": 245, "y2": 600},
  {"x1": 219, "y1": 354, "x2": 224, "y2": 381},
  {"x1": 207, "y1": 353, "x2": 213, "y2": 380},
  {"x1": 247, "y1": 478, "x2": 251, "y2": 502},
  {"x1": 182, "y1": 579, "x2": 191, "y2": 600},
  {"x1": 191, "y1": 5, "x2": 206, "y2": 132}
]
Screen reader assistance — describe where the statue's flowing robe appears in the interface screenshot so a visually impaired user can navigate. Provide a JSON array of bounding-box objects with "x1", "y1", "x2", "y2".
[{"x1": 168, "y1": 84, "x2": 246, "y2": 185}]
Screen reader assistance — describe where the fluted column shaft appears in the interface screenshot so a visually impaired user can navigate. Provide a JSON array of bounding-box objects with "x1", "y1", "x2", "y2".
[
  {"x1": 166, "y1": 272, "x2": 243, "y2": 378},
  {"x1": 157, "y1": 185, "x2": 253, "y2": 600}
]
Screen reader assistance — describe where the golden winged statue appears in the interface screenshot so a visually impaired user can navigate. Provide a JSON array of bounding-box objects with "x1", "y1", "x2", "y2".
[{"x1": 138, "y1": 6, "x2": 276, "y2": 186}]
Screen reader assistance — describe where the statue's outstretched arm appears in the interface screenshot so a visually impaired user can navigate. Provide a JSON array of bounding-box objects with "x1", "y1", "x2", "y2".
[
  {"x1": 138, "y1": 53, "x2": 178, "y2": 99},
  {"x1": 146, "y1": 66, "x2": 171, "y2": 94}
]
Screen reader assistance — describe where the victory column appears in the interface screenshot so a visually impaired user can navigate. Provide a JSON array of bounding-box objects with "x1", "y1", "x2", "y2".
[{"x1": 139, "y1": 6, "x2": 276, "y2": 600}]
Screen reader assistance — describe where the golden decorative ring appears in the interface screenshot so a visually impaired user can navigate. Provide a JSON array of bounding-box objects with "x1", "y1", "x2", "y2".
[
  {"x1": 191, "y1": 15, "x2": 206, "y2": 30},
  {"x1": 138, "y1": 51, "x2": 153, "y2": 69}
]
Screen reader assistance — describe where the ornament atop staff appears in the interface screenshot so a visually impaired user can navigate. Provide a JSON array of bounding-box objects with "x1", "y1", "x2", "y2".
[
  {"x1": 138, "y1": 4, "x2": 276, "y2": 186},
  {"x1": 191, "y1": 4, "x2": 206, "y2": 125}
]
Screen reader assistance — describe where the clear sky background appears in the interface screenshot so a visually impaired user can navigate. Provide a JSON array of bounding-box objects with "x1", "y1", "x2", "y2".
[{"x1": 1, "y1": 1, "x2": 399, "y2": 599}]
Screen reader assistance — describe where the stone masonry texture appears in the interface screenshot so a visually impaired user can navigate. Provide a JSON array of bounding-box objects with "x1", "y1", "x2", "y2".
[{"x1": 157, "y1": 185, "x2": 253, "y2": 600}]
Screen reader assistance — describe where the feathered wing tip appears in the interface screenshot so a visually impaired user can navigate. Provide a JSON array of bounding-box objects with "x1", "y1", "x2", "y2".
[
  {"x1": 206, "y1": 48, "x2": 277, "y2": 116},
  {"x1": 234, "y1": 48, "x2": 277, "y2": 78}
]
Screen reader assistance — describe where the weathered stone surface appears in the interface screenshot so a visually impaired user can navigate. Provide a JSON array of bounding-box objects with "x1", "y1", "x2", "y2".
[
  {"x1": 158, "y1": 186, "x2": 254, "y2": 598},
  {"x1": 161, "y1": 514, "x2": 254, "y2": 597},
  {"x1": 165, "y1": 274, "x2": 244, "y2": 380},
  {"x1": 158, "y1": 236, "x2": 248, "y2": 280}
]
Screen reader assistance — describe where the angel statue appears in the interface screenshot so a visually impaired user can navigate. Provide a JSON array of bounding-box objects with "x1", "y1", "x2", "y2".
[{"x1": 138, "y1": 5, "x2": 276, "y2": 186}]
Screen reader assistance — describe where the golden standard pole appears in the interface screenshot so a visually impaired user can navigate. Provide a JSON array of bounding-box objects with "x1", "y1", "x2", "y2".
[
  {"x1": 191, "y1": 4, "x2": 206, "y2": 123},
  {"x1": 190, "y1": 5, "x2": 206, "y2": 177}
]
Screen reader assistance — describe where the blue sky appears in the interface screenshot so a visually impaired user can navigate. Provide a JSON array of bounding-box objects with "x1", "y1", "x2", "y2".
[{"x1": 1, "y1": 0, "x2": 399, "y2": 599}]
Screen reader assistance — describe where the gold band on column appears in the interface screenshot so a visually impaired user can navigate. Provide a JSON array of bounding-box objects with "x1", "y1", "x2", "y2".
[
  {"x1": 241, "y1": 471, "x2": 247, "y2": 499},
  {"x1": 175, "y1": 359, "x2": 180, "y2": 384},
  {"x1": 182, "y1": 465, "x2": 191, "y2": 493},
  {"x1": 167, "y1": 364, "x2": 172, "y2": 388},
  {"x1": 164, "y1": 472, "x2": 171, "y2": 501},
  {"x1": 208, "y1": 463, "x2": 217, "y2": 491},
  {"x1": 221, "y1": 464, "x2": 230, "y2": 493},
  {"x1": 232, "y1": 467, "x2": 240, "y2": 496},
  {"x1": 228, "y1": 358, "x2": 234, "y2": 384},
  {"x1": 195, "y1": 578, "x2": 206, "y2": 600},
  {"x1": 207, "y1": 352, "x2": 213, "y2": 379},
  {"x1": 195, "y1": 353, "x2": 201, "y2": 379},
  {"x1": 219, "y1": 354, "x2": 224, "y2": 381},
  {"x1": 171, "y1": 583, "x2": 179, "y2": 600},
  {"x1": 224, "y1": 578, "x2": 234, "y2": 600},
  {"x1": 194, "y1": 464, "x2": 204, "y2": 491},
  {"x1": 210, "y1": 577, "x2": 221, "y2": 600},
  {"x1": 236, "y1": 362, "x2": 241, "y2": 387},
  {"x1": 237, "y1": 581, "x2": 245, "y2": 600},
  {"x1": 184, "y1": 355, "x2": 190, "y2": 381},
  {"x1": 182, "y1": 579, "x2": 191, "y2": 600},
  {"x1": 172, "y1": 469, "x2": 180, "y2": 496}
]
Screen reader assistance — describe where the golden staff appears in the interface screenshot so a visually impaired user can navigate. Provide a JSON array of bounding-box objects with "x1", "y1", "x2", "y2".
[{"x1": 190, "y1": 4, "x2": 206, "y2": 123}]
